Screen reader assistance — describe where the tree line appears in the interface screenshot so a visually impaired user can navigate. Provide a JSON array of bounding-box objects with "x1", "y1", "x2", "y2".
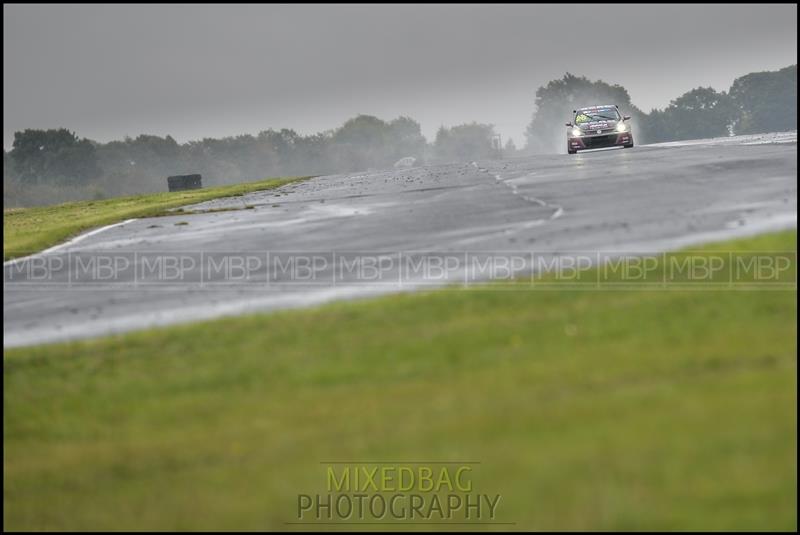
[
  {"x1": 525, "y1": 64, "x2": 796, "y2": 153},
  {"x1": 4, "y1": 64, "x2": 795, "y2": 207}
]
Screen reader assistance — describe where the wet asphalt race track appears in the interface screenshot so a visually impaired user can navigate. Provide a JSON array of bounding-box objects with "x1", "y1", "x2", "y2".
[{"x1": 4, "y1": 133, "x2": 797, "y2": 347}]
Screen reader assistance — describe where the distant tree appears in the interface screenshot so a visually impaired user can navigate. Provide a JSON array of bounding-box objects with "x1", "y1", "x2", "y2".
[
  {"x1": 257, "y1": 129, "x2": 297, "y2": 170},
  {"x1": 504, "y1": 138, "x2": 517, "y2": 156},
  {"x1": 4, "y1": 150, "x2": 18, "y2": 182},
  {"x1": 333, "y1": 115, "x2": 387, "y2": 146},
  {"x1": 290, "y1": 132, "x2": 332, "y2": 175},
  {"x1": 98, "y1": 134, "x2": 181, "y2": 170},
  {"x1": 10, "y1": 128, "x2": 100, "y2": 185},
  {"x1": 434, "y1": 123, "x2": 497, "y2": 162},
  {"x1": 525, "y1": 73, "x2": 647, "y2": 153},
  {"x1": 331, "y1": 115, "x2": 392, "y2": 171},
  {"x1": 729, "y1": 64, "x2": 797, "y2": 134},
  {"x1": 387, "y1": 116, "x2": 427, "y2": 162},
  {"x1": 642, "y1": 87, "x2": 738, "y2": 142},
  {"x1": 323, "y1": 114, "x2": 428, "y2": 171}
]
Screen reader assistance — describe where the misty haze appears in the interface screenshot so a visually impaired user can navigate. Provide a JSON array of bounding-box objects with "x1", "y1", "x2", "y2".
[{"x1": 3, "y1": 4, "x2": 797, "y2": 206}]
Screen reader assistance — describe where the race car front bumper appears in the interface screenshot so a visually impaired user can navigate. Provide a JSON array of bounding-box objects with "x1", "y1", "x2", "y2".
[{"x1": 568, "y1": 131, "x2": 633, "y2": 151}]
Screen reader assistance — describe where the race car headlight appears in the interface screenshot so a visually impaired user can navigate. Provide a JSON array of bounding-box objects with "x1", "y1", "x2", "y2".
[
  {"x1": 616, "y1": 122, "x2": 627, "y2": 132},
  {"x1": 571, "y1": 128, "x2": 582, "y2": 137}
]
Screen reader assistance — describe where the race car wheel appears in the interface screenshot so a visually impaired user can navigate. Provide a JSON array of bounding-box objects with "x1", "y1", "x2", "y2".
[{"x1": 567, "y1": 147, "x2": 577, "y2": 154}]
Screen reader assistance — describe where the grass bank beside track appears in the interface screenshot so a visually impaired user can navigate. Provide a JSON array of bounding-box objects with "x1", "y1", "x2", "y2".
[
  {"x1": 3, "y1": 231, "x2": 797, "y2": 530},
  {"x1": 3, "y1": 176, "x2": 310, "y2": 261}
]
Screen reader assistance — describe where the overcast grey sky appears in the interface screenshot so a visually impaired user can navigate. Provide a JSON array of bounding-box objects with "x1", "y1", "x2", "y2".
[{"x1": 3, "y1": 4, "x2": 797, "y2": 148}]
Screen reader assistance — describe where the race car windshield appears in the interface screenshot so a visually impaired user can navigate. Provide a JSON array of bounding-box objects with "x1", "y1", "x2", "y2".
[{"x1": 574, "y1": 109, "x2": 620, "y2": 124}]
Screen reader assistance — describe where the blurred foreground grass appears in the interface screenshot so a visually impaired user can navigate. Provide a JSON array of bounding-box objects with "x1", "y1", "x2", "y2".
[
  {"x1": 2, "y1": 176, "x2": 309, "y2": 261},
  {"x1": 3, "y1": 231, "x2": 797, "y2": 530}
]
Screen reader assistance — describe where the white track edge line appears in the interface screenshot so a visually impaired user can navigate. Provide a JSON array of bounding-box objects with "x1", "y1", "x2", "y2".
[{"x1": 4, "y1": 219, "x2": 138, "y2": 268}]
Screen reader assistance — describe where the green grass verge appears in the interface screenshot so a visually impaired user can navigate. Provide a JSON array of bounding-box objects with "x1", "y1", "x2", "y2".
[
  {"x1": 3, "y1": 176, "x2": 310, "y2": 261},
  {"x1": 4, "y1": 231, "x2": 797, "y2": 530}
]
